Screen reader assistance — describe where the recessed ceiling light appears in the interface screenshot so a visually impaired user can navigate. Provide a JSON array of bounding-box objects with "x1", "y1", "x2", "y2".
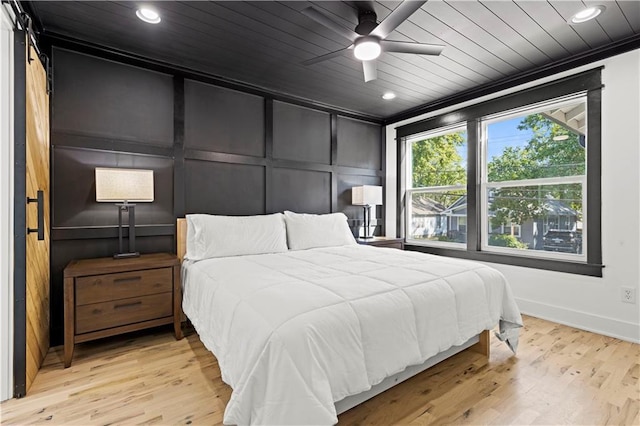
[
  {"x1": 136, "y1": 7, "x2": 161, "y2": 24},
  {"x1": 569, "y1": 5, "x2": 605, "y2": 24},
  {"x1": 553, "y1": 134, "x2": 570, "y2": 141},
  {"x1": 354, "y1": 36, "x2": 381, "y2": 61},
  {"x1": 382, "y1": 92, "x2": 396, "y2": 100}
]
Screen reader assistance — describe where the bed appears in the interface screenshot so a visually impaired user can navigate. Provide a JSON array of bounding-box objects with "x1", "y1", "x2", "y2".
[{"x1": 177, "y1": 213, "x2": 522, "y2": 425}]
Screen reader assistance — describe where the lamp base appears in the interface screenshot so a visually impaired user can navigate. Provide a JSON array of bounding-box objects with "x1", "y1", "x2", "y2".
[
  {"x1": 361, "y1": 204, "x2": 375, "y2": 239},
  {"x1": 115, "y1": 202, "x2": 139, "y2": 260},
  {"x1": 359, "y1": 235, "x2": 375, "y2": 239},
  {"x1": 113, "y1": 252, "x2": 140, "y2": 259}
]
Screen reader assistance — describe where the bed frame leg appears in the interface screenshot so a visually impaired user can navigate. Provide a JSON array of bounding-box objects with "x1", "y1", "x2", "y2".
[{"x1": 470, "y1": 330, "x2": 490, "y2": 357}]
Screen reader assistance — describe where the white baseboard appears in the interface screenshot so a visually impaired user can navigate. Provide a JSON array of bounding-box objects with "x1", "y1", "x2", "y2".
[{"x1": 515, "y1": 297, "x2": 640, "y2": 344}]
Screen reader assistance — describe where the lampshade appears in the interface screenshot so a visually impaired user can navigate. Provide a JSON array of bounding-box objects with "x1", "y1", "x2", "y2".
[
  {"x1": 95, "y1": 168, "x2": 154, "y2": 202},
  {"x1": 352, "y1": 185, "x2": 383, "y2": 206}
]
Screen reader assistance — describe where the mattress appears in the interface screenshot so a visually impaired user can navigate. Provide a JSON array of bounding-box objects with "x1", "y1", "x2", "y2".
[{"x1": 182, "y1": 245, "x2": 522, "y2": 425}]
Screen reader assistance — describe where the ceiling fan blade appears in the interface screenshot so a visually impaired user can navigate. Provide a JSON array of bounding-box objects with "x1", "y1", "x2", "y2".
[
  {"x1": 301, "y1": 7, "x2": 359, "y2": 42},
  {"x1": 362, "y1": 60, "x2": 377, "y2": 82},
  {"x1": 381, "y1": 40, "x2": 444, "y2": 56},
  {"x1": 302, "y1": 46, "x2": 352, "y2": 65},
  {"x1": 369, "y1": 0, "x2": 427, "y2": 39}
]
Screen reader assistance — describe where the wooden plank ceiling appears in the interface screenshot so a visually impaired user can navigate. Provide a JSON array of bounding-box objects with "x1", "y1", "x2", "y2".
[{"x1": 28, "y1": 1, "x2": 640, "y2": 120}]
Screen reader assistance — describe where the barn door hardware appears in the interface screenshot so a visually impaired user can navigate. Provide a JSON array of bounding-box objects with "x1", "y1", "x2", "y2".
[{"x1": 27, "y1": 190, "x2": 44, "y2": 240}]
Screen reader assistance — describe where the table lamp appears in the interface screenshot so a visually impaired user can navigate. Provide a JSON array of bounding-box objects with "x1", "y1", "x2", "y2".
[
  {"x1": 95, "y1": 167, "x2": 154, "y2": 258},
  {"x1": 352, "y1": 185, "x2": 383, "y2": 239}
]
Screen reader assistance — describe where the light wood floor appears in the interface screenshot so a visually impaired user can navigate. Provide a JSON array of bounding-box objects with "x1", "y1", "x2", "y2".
[{"x1": 1, "y1": 315, "x2": 638, "y2": 425}]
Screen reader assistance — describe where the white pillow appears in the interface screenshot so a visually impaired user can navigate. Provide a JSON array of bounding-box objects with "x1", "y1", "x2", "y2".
[
  {"x1": 185, "y1": 213, "x2": 288, "y2": 260},
  {"x1": 283, "y1": 211, "x2": 357, "y2": 250}
]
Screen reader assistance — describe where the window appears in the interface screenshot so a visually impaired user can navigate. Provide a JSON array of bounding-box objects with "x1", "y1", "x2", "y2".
[
  {"x1": 482, "y1": 95, "x2": 586, "y2": 260},
  {"x1": 397, "y1": 69, "x2": 602, "y2": 276},
  {"x1": 406, "y1": 126, "x2": 467, "y2": 246}
]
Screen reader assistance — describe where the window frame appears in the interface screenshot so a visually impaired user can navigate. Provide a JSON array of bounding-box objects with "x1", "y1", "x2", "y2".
[
  {"x1": 405, "y1": 125, "x2": 468, "y2": 248},
  {"x1": 396, "y1": 68, "x2": 603, "y2": 277},
  {"x1": 480, "y1": 94, "x2": 588, "y2": 261}
]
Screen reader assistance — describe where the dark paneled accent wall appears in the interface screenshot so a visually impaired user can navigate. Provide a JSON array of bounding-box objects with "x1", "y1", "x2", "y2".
[
  {"x1": 184, "y1": 81, "x2": 265, "y2": 157},
  {"x1": 184, "y1": 160, "x2": 266, "y2": 215},
  {"x1": 272, "y1": 168, "x2": 332, "y2": 214},
  {"x1": 53, "y1": 148, "x2": 175, "y2": 227},
  {"x1": 337, "y1": 116, "x2": 382, "y2": 170},
  {"x1": 53, "y1": 50, "x2": 174, "y2": 146},
  {"x1": 49, "y1": 47, "x2": 383, "y2": 345},
  {"x1": 273, "y1": 101, "x2": 331, "y2": 164}
]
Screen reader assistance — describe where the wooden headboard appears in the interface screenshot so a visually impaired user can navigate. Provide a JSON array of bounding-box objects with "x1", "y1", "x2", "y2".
[{"x1": 177, "y1": 218, "x2": 187, "y2": 262}]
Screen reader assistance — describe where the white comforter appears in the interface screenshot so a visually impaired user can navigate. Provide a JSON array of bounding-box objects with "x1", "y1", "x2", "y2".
[{"x1": 182, "y1": 245, "x2": 522, "y2": 425}]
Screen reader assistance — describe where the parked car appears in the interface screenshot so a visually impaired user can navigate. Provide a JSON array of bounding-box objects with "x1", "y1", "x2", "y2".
[{"x1": 543, "y1": 230, "x2": 582, "y2": 254}]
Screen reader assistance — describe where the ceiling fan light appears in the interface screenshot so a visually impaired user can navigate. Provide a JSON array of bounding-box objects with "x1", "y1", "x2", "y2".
[
  {"x1": 354, "y1": 37, "x2": 381, "y2": 61},
  {"x1": 136, "y1": 7, "x2": 161, "y2": 24},
  {"x1": 569, "y1": 5, "x2": 605, "y2": 24}
]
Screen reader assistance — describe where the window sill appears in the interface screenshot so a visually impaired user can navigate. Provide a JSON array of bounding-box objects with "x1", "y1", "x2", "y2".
[{"x1": 404, "y1": 244, "x2": 604, "y2": 277}]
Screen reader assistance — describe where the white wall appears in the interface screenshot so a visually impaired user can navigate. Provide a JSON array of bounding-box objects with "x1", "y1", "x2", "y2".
[
  {"x1": 386, "y1": 49, "x2": 640, "y2": 343},
  {"x1": 0, "y1": 5, "x2": 15, "y2": 401}
]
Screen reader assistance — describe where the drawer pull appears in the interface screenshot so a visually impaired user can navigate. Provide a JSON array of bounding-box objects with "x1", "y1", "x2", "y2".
[
  {"x1": 113, "y1": 276, "x2": 142, "y2": 283},
  {"x1": 114, "y1": 301, "x2": 143, "y2": 309}
]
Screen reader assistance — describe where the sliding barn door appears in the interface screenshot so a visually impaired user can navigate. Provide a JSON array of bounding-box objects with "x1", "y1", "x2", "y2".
[{"x1": 24, "y1": 43, "x2": 50, "y2": 391}]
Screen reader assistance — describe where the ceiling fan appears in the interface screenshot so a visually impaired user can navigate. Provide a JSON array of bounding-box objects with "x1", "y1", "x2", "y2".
[{"x1": 301, "y1": 1, "x2": 444, "y2": 82}]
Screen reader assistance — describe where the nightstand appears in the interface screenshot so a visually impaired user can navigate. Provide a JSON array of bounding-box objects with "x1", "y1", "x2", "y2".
[
  {"x1": 63, "y1": 253, "x2": 183, "y2": 367},
  {"x1": 357, "y1": 237, "x2": 405, "y2": 250}
]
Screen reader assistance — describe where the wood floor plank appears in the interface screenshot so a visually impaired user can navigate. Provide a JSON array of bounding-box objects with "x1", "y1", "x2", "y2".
[{"x1": 1, "y1": 315, "x2": 638, "y2": 425}]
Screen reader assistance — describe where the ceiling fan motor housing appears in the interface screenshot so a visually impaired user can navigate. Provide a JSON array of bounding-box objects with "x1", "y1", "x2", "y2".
[{"x1": 356, "y1": 10, "x2": 378, "y2": 35}]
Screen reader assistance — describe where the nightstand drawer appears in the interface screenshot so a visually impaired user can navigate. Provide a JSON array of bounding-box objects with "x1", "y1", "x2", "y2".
[
  {"x1": 75, "y1": 292, "x2": 173, "y2": 334},
  {"x1": 357, "y1": 237, "x2": 404, "y2": 250},
  {"x1": 75, "y1": 268, "x2": 172, "y2": 306},
  {"x1": 374, "y1": 241, "x2": 404, "y2": 249}
]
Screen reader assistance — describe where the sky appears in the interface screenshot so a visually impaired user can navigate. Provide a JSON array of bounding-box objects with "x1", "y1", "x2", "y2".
[
  {"x1": 456, "y1": 116, "x2": 533, "y2": 165},
  {"x1": 486, "y1": 117, "x2": 535, "y2": 160}
]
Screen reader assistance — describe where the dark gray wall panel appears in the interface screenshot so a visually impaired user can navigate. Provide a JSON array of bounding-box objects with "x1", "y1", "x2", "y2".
[
  {"x1": 184, "y1": 80, "x2": 265, "y2": 156},
  {"x1": 52, "y1": 48, "x2": 174, "y2": 145},
  {"x1": 273, "y1": 101, "x2": 331, "y2": 164},
  {"x1": 272, "y1": 168, "x2": 331, "y2": 214},
  {"x1": 52, "y1": 147, "x2": 174, "y2": 227},
  {"x1": 337, "y1": 174, "x2": 383, "y2": 236},
  {"x1": 337, "y1": 116, "x2": 381, "y2": 170},
  {"x1": 184, "y1": 160, "x2": 265, "y2": 215},
  {"x1": 46, "y1": 44, "x2": 384, "y2": 349}
]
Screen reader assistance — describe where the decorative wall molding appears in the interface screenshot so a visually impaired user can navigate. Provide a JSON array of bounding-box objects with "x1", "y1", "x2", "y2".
[{"x1": 47, "y1": 46, "x2": 384, "y2": 346}]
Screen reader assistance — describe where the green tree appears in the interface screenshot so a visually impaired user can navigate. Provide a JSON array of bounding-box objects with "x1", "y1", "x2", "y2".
[
  {"x1": 488, "y1": 113, "x2": 585, "y2": 228},
  {"x1": 412, "y1": 132, "x2": 466, "y2": 207},
  {"x1": 517, "y1": 114, "x2": 585, "y2": 178},
  {"x1": 412, "y1": 132, "x2": 466, "y2": 188}
]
